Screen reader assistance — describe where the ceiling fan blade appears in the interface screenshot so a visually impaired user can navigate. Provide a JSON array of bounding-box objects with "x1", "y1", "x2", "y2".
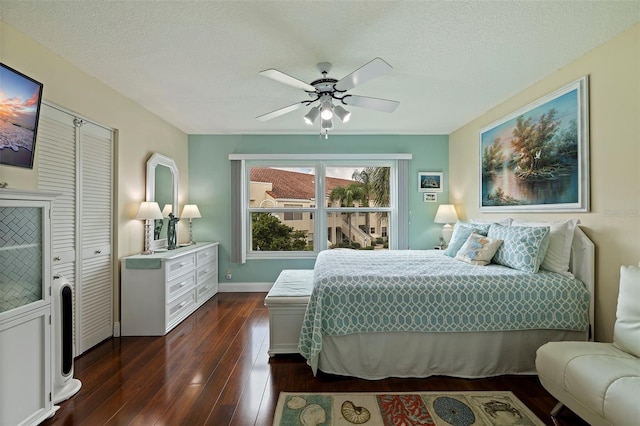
[
  {"x1": 259, "y1": 69, "x2": 316, "y2": 92},
  {"x1": 335, "y1": 58, "x2": 393, "y2": 92},
  {"x1": 256, "y1": 102, "x2": 306, "y2": 121},
  {"x1": 342, "y1": 95, "x2": 399, "y2": 113}
]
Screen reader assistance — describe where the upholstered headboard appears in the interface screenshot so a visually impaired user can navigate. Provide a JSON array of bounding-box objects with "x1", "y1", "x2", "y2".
[{"x1": 569, "y1": 226, "x2": 595, "y2": 340}]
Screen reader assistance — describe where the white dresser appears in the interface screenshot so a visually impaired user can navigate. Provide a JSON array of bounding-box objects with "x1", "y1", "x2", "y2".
[{"x1": 121, "y1": 242, "x2": 218, "y2": 336}]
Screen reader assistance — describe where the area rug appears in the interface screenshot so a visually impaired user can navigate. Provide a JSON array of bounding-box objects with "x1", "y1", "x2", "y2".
[{"x1": 273, "y1": 391, "x2": 545, "y2": 426}]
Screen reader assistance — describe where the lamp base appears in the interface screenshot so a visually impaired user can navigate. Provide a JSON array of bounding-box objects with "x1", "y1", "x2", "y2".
[
  {"x1": 442, "y1": 224, "x2": 454, "y2": 247},
  {"x1": 142, "y1": 222, "x2": 154, "y2": 255}
]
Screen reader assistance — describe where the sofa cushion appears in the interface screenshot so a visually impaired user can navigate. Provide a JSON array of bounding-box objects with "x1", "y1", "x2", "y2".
[
  {"x1": 606, "y1": 376, "x2": 640, "y2": 426},
  {"x1": 536, "y1": 341, "x2": 640, "y2": 419},
  {"x1": 614, "y1": 265, "x2": 640, "y2": 357}
]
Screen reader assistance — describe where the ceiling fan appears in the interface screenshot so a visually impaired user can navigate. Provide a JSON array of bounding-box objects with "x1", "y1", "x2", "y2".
[{"x1": 256, "y1": 58, "x2": 400, "y2": 138}]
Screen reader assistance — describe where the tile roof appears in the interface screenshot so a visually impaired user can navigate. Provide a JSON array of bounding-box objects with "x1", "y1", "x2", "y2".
[{"x1": 250, "y1": 167, "x2": 355, "y2": 201}]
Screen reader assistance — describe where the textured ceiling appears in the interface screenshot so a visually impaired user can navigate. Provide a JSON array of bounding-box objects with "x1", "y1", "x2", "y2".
[{"x1": 1, "y1": 1, "x2": 639, "y2": 135}]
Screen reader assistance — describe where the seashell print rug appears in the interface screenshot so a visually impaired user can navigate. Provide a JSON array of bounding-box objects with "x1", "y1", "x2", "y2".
[{"x1": 273, "y1": 391, "x2": 545, "y2": 426}]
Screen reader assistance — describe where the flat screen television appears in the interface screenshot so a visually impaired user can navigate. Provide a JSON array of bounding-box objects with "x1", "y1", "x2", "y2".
[{"x1": 0, "y1": 63, "x2": 44, "y2": 169}]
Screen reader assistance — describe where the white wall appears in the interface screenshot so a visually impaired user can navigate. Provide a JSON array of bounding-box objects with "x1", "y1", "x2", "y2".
[
  {"x1": 450, "y1": 24, "x2": 640, "y2": 342},
  {"x1": 0, "y1": 22, "x2": 189, "y2": 321}
]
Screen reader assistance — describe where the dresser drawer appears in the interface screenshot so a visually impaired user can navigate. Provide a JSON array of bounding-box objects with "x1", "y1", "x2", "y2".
[
  {"x1": 196, "y1": 275, "x2": 218, "y2": 305},
  {"x1": 196, "y1": 261, "x2": 217, "y2": 283},
  {"x1": 167, "y1": 289, "x2": 196, "y2": 327},
  {"x1": 166, "y1": 253, "x2": 196, "y2": 281},
  {"x1": 196, "y1": 246, "x2": 217, "y2": 267},
  {"x1": 167, "y1": 270, "x2": 196, "y2": 301}
]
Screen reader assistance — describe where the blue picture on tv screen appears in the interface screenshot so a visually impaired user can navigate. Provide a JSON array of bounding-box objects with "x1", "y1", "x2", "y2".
[{"x1": 0, "y1": 63, "x2": 44, "y2": 169}]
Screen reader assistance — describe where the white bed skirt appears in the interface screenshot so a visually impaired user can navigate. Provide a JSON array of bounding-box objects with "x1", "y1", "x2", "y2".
[{"x1": 316, "y1": 329, "x2": 587, "y2": 380}]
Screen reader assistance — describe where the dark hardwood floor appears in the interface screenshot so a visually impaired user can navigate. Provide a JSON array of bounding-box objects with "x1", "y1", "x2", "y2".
[{"x1": 43, "y1": 292, "x2": 588, "y2": 425}]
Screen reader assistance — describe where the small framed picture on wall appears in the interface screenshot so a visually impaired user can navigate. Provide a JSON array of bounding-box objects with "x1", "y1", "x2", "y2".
[
  {"x1": 418, "y1": 172, "x2": 443, "y2": 192},
  {"x1": 424, "y1": 193, "x2": 437, "y2": 202}
]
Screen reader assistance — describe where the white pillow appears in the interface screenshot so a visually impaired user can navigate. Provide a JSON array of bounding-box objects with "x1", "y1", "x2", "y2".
[
  {"x1": 455, "y1": 233, "x2": 503, "y2": 266},
  {"x1": 469, "y1": 218, "x2": 512, "y2": 227},
  {"x1": 511, "y1": 219, "x2": 578, "y2": 277}
]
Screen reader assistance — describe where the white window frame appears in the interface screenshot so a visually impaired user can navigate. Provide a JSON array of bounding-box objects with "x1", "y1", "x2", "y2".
[{"x1": 230, "y1": 153, "x2": 412, "y2": 261}]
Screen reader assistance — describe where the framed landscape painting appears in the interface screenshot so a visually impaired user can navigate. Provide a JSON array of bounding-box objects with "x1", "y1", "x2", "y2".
[{"x1": 480, "y1": 76, "x2": 589, "y2": 212}]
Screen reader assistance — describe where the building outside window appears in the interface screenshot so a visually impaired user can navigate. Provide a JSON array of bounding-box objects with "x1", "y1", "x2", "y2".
[{"x1": 245, "y1": 161, "x2": 396, "y2": 257}]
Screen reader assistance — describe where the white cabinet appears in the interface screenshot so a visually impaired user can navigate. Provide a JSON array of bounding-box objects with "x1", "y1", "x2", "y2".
[
  {"x1": 0, "y1": 189, "x2": 57, "y2": 426},
  {"x1": 121, "y1": 242, "x2": 218, "y2": 336}
]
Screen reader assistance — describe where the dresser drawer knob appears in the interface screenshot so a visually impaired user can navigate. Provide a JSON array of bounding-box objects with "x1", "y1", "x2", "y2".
[{"x1": 179, "y1": 262, "x2": 186, "y2": 267}]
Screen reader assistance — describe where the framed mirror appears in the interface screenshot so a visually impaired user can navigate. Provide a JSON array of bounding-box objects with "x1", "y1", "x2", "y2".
[{"x1": 146, "y1": 153, "x2": 179, "y2": 250}]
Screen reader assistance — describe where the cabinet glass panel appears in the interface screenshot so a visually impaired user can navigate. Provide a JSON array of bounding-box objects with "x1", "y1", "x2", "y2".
[{"x1": 0, "y1": 207, "x2": 43, "y2": 313}]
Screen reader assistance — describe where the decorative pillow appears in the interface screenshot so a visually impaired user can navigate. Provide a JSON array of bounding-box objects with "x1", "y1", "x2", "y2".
[
  {"x1": 487, "y1": 224, "x2": 551, "y2": 273},
  {"x1": 455, "y1": 233, "x2": 503, "y2": 266},
  {"x1": 511, "y1": 219, "x2": 579, "y2": 277},
  {"x1": 443, "y1": 221, "x2": 491, "y2": 257}
]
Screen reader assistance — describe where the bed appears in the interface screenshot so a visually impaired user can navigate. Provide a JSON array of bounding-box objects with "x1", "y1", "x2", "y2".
[{"x1": 299, "y1": 223, "x2": 594, "y2": 380}]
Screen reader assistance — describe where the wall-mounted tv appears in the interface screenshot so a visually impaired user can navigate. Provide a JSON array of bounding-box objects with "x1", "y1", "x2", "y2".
[{"x1": 0, "y1": 63, "x2": 44, "y2": 169}]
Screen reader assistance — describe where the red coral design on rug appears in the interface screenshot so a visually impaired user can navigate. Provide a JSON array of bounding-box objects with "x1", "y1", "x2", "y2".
[{"x1": 377, "y1": 394, "x2": 435, "y2": 425}]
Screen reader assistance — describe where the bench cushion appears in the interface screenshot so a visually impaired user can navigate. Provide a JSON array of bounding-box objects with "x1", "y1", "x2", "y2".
[{"x1": 265, "y1": 269, "x2": 314, "y2": 298}]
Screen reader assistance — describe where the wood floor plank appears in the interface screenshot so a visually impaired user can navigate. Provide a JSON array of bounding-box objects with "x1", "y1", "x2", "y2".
[{"x1": 42, "y1": 292, "x2": 588, "y2": 426}]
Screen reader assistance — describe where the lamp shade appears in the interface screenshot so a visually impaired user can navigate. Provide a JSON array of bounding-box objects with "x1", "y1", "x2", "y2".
[
  {"x1": 320, "y1": 101, "x2": 333, "y2": 120},
  {"x1": 161, "y1": 204, "x2": 173, "y2": 217},
  {"x1": 334, "y1": 104, "x2": 351, "y2": 123},
  {"x1": 303, "y1": 106, "x2": 320, "y2": 125},
  {"x1": 181, "y1": 204, "x2": 202, "y2": 219},
  {"x1": 135, "y1": 201, "x2": 163, "y2": 220},
  {"x1": 321, "y1": 117, "x2": 333, "y2": 129},
  {"x1": 434, "y1": 204, "x2": 458, "y2": 224}
]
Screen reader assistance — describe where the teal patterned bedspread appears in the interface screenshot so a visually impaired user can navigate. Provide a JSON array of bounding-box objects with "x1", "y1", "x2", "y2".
[{"x1": 299, "y1": 249, "x2": 590, "y2": 372}]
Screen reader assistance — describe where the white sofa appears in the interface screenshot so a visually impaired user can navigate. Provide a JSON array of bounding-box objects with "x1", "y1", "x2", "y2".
[{"x1": 536, "y1": 265, "x2": 640, "y2": 426}]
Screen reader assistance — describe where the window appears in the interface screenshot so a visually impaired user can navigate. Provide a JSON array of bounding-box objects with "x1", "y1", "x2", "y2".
[{"x1": 230, "y1": 154, "x2": 411, "y2": 262}]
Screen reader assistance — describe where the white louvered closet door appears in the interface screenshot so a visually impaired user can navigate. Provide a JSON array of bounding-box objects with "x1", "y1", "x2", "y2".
[
  {"x1": 37, "y1": 104, "x2": 78, "y2": 341},
  {"x1": 37, "y1": 102, "x2": 114, "y2": 355},
  {"x1": 78, "y1": 122, "x2": 113, "y2": 352}
]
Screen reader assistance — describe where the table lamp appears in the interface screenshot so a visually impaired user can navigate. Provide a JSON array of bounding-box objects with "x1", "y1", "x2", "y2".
[
  {"x1": 135, "y1": 201, "x2": 163, "y2": 254},
  {"x1": 180, "y1": 204, "x2": 202, "y2": 245},
  {"x1": 434, "y1": 204, "x2": 458, "y2": 247}
]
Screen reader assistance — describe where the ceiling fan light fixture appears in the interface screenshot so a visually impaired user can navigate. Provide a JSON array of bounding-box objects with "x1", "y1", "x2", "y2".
[
  {"x1": 334, "y1": 104, "x2": 351, "y2": 123},
  {"x1": 320, "y1": 101, "x2": 333, "y2": 120},
  {"x1": 321, "y1": 117, "x2": 333, "y2": 129},
  {"x1": 303, "y1": 106, "x2": 320, "y2": 125}
]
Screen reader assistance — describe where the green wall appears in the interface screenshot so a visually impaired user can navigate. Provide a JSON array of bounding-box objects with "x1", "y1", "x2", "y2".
[{"x1": 188, "y1": 134, "x2": 448, "y2": 285}]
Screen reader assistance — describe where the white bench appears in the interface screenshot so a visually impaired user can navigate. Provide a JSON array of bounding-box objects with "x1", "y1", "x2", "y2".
[{"x1": 264, "y1": 269, "x2": 314, "y2": 356}]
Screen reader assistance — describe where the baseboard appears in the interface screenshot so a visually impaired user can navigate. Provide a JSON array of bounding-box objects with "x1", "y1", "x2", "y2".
[{"x1": 218, "y1": 282, "x2": 273, "y2": 292}]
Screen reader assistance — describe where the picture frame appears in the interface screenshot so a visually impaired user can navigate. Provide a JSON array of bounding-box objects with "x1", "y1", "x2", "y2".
[
  {"x1": 0, "y1": 63, "x2": 44, "y2": 169},
  {"x1": 479, "y1": 76, "x2": 589, "y2": 212},
  {"x1": 418, "y1": 172, "x2": 443, "y2": 193},
  {"x1": 423, "y1": 193, "x2": 437, "y2": 202}
]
